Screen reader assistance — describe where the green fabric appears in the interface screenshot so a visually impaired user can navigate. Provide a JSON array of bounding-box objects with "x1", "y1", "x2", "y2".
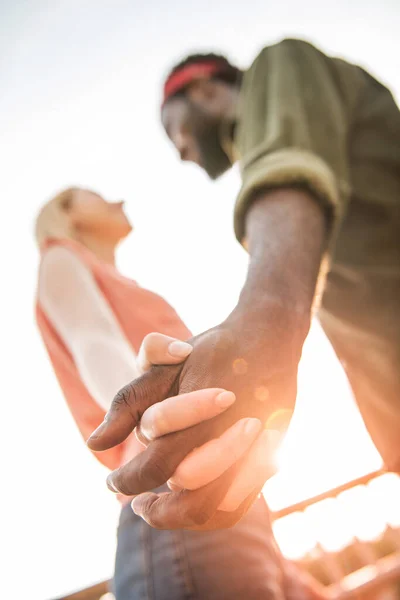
[
  {"x1": 233, "y1": 38, "x2": 400, "y2": 469},
  {"x1": 234, "y1": 39, "x2": 354, "y2": 243},
  {"x1": 233, "y1": 37, "x2": 400, "y2": 335}
]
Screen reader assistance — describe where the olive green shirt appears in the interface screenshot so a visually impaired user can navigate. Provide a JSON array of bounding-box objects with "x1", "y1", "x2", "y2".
[{"x1": 232, "y1": 38, "x2": 400, "y2": 468}]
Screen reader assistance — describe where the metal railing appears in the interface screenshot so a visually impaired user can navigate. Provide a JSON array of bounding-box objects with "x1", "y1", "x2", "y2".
[{"x1": 271, "y1": 469, "x2": 400, "y2": 599}]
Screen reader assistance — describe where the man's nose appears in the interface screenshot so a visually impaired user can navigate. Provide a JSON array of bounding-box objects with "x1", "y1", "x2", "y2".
[
  {"x1": 179, "y1": 147, "x2": 191, "y2": 162},
  {"x1": 174, "y1": 133, "x2": 191, "y2": 162}
]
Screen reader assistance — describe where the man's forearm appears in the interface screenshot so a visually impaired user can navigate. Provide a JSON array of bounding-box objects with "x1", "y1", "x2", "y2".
[{"x1": 230, "y1": 188, "x2": 328, "y2": 337}]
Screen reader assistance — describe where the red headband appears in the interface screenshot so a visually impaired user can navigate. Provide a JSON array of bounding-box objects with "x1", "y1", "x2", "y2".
[{"x1": 162, "y1": 61, "x2": 225, "y2": 106}]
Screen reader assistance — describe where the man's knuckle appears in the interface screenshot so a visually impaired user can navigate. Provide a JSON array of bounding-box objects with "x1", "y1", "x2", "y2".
[
  {"x1": 185, "y1": 502, "x2": 213, "y2": 526},
  {"x1": 225, "y1": 513, "x2": 241, "y2": 527},
  {"x1": 140, "y1": 495, "x2": 156, "y2": 515},
  {"x1": 144, "y1": 515, "x2": 160, "y2": 529},
  {"x1": 139, "y1": 452, "x2": 171, "y2": 486},
  {"x1": 146, "y1": 508, "x2": 166, "y2": 529},
  {"x1": 113, "y1": 469, "x2": 131, "y2": 496},
  {"x1": 113, "y1": 383, "x2": 135, "y2": 411}
]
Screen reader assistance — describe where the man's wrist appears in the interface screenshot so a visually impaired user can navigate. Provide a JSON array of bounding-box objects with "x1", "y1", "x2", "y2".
[
  {"x1": 230, "y1": 294, "x2": 310, "y2": 328},
  {"x1": 225, "y1": 295, "x2": 311, "y2": 355},
  {"x1": 225, "y1": 187, "x2": 326, "y2": 349}
]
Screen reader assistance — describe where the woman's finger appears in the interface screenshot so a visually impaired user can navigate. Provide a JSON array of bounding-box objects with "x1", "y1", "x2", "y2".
[
  {"x1": 168, "y1": 418, "x2": 262, "y2": 490},
  {"x1": 218, "y1": 429, "x2": 281, "y2": 512},
  {"x1": 137, "y1": 332, "x2": 192, "y2": 374},
  {"x1": 138, "y1": 388, "x2": 236, "y2": 443}
]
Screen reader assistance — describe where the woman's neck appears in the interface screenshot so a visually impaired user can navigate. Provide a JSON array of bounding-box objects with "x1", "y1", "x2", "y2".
[{"x1": 79, "y1": 235, "x2": 117, "y2": 266}]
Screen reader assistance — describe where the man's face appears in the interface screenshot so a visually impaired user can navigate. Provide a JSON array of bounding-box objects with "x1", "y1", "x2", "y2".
[{"x1": 161, "y1": 96, "x2": 232, "y2": 180}]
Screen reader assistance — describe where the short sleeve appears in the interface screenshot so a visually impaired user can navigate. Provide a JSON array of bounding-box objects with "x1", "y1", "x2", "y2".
[{"x1": 234, "y1": 39, "x2": 352, "y2": 246}]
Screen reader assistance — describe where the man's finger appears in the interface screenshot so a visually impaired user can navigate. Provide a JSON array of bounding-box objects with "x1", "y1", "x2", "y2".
[
  {"x1": 87, "y1": 365, "x2": 180, "y2": 451},
  {"x1": 189, "y1": 489, "x2": 265, "y2": 530},
  {"x1": 169, "y1": 418, "x2": 261, "y2": 490},
  {"x1": 129, "y1": 453, "x2": 265, "y2": 531},
  {"x1": 139, "y1": 388, "x2": 236, "y2": 441},
  {"x1": 130, "y1": 466, "x2": 237, "y2": 529},
  {"x1": 128, "y1": 431, "x2": 280, "y2": 531},
  {"x1": 219, "y1": 429, "x2": 280, "y2": 511},
  {"x1": 106, "y1": 394, "x2": 260, "y2": 496},
  {"x1": 137, "y1": 332, "x2": 192, "y2": 374},
  {"x1": 106, "y1": 413, "x2": 231, "y2": 495}
]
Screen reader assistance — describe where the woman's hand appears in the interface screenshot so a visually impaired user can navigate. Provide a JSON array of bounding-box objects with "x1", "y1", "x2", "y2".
[
  {"x1": 130, "y1": 333, "x2": 278, "y2": 512},
  {"x1": 136, "y1": 332, "x2": 194, "y2": 375}
]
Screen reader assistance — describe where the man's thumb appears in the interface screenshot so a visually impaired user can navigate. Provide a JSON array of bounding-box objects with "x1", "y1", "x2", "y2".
[{"x1": 87, "y1": 366, "x2": 179, "y2": 451}]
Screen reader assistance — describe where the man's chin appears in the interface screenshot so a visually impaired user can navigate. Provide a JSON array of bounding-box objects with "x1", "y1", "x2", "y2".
[{"x1": 201, "y1": 161, "x2": 232, "y2": 181}]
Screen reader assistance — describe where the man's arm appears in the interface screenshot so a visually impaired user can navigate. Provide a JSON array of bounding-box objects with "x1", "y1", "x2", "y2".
[
  {"x1": 231, "y1": 187, "x2": 327, "y2": 327},
  {"x1": 87, "y1": 187, "x2": 327, "y2": 530},
  {"x1": 86, "y1": 39, "x2": 348, "y2": 530}
]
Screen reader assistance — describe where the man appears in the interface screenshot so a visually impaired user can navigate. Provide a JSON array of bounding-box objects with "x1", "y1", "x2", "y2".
[{"x1": 88, "y1": 38, "x2": 400, "y2": 531}]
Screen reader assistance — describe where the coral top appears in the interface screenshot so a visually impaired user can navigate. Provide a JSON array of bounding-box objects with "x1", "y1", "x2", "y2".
[{"x1": 36, "y1": 238, "x2": 191, "y2": 488}]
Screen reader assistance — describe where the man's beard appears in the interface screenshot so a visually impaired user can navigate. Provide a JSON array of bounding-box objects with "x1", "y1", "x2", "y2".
[{"x1": 190, "y1": 106, "x2": 234, "y2": 180}]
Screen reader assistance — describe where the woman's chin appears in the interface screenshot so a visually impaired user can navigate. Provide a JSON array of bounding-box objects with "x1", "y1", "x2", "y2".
[{"x1": 121, "y1": 222, "x2": 133, "y2": 239}]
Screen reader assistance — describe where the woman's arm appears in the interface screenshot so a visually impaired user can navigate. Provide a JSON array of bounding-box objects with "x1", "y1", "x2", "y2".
[{"x1": 38, "y1": 246, "x2": 140, "y2": 412}]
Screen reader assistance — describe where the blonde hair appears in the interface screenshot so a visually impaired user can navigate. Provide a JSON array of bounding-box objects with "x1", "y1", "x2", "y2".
[{"x1": 35, "y1": 187, "x2": 79, "y2": 249}]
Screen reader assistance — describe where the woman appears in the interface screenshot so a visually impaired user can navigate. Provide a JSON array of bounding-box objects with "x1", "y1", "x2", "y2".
[{"x1": 35, "y1": 187, "x2": 318, "y2": 599}]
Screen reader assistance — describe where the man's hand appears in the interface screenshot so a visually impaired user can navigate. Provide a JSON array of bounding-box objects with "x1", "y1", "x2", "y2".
[
  {"x1": 88, "y1": 189, "x2": 326, "y2": 529},
  {"x1": 133, "y1": 332, "x2": 279, "y2": 512},
  {"x1": 139, "y1": 387, "x2": 280, "y2": 512},
  {"x1": 89, "y1": 320, "x2": 297, "y2": 529}
]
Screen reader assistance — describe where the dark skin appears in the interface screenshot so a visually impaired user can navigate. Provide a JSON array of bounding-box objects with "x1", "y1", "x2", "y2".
[{"x1": 87, "y1": 187, "x2": 327, "y2": 530}]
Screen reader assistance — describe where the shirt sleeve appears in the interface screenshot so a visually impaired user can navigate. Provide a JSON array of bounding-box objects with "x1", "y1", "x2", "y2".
[
  {"x1": 234, "y1": 38, "x2": 352, "y2": 246},
  {"x1": 38, "y1": 246, "x2": 140, "y2": 411}
]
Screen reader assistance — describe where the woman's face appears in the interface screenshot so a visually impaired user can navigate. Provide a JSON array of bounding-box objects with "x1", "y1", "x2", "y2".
[{"x1": 70, "y1": 189, "x2": 132, "y2": 241}]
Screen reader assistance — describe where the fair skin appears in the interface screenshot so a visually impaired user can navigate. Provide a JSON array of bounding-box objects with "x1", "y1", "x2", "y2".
[
  {"x1": 66, "y1": 188, "x2": 133, "y2": 264},
  {"x1": 86, "y1": 80, "x2": 327, "y2": 530},
  {"x1": 39, "y1": 189, "x2": 274, "y2": 510}
]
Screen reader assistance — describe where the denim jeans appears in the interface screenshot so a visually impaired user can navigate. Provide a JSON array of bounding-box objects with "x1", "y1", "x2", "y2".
[{"x1": 113, "y1": 487, "x2": 311, "y2": 600}]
